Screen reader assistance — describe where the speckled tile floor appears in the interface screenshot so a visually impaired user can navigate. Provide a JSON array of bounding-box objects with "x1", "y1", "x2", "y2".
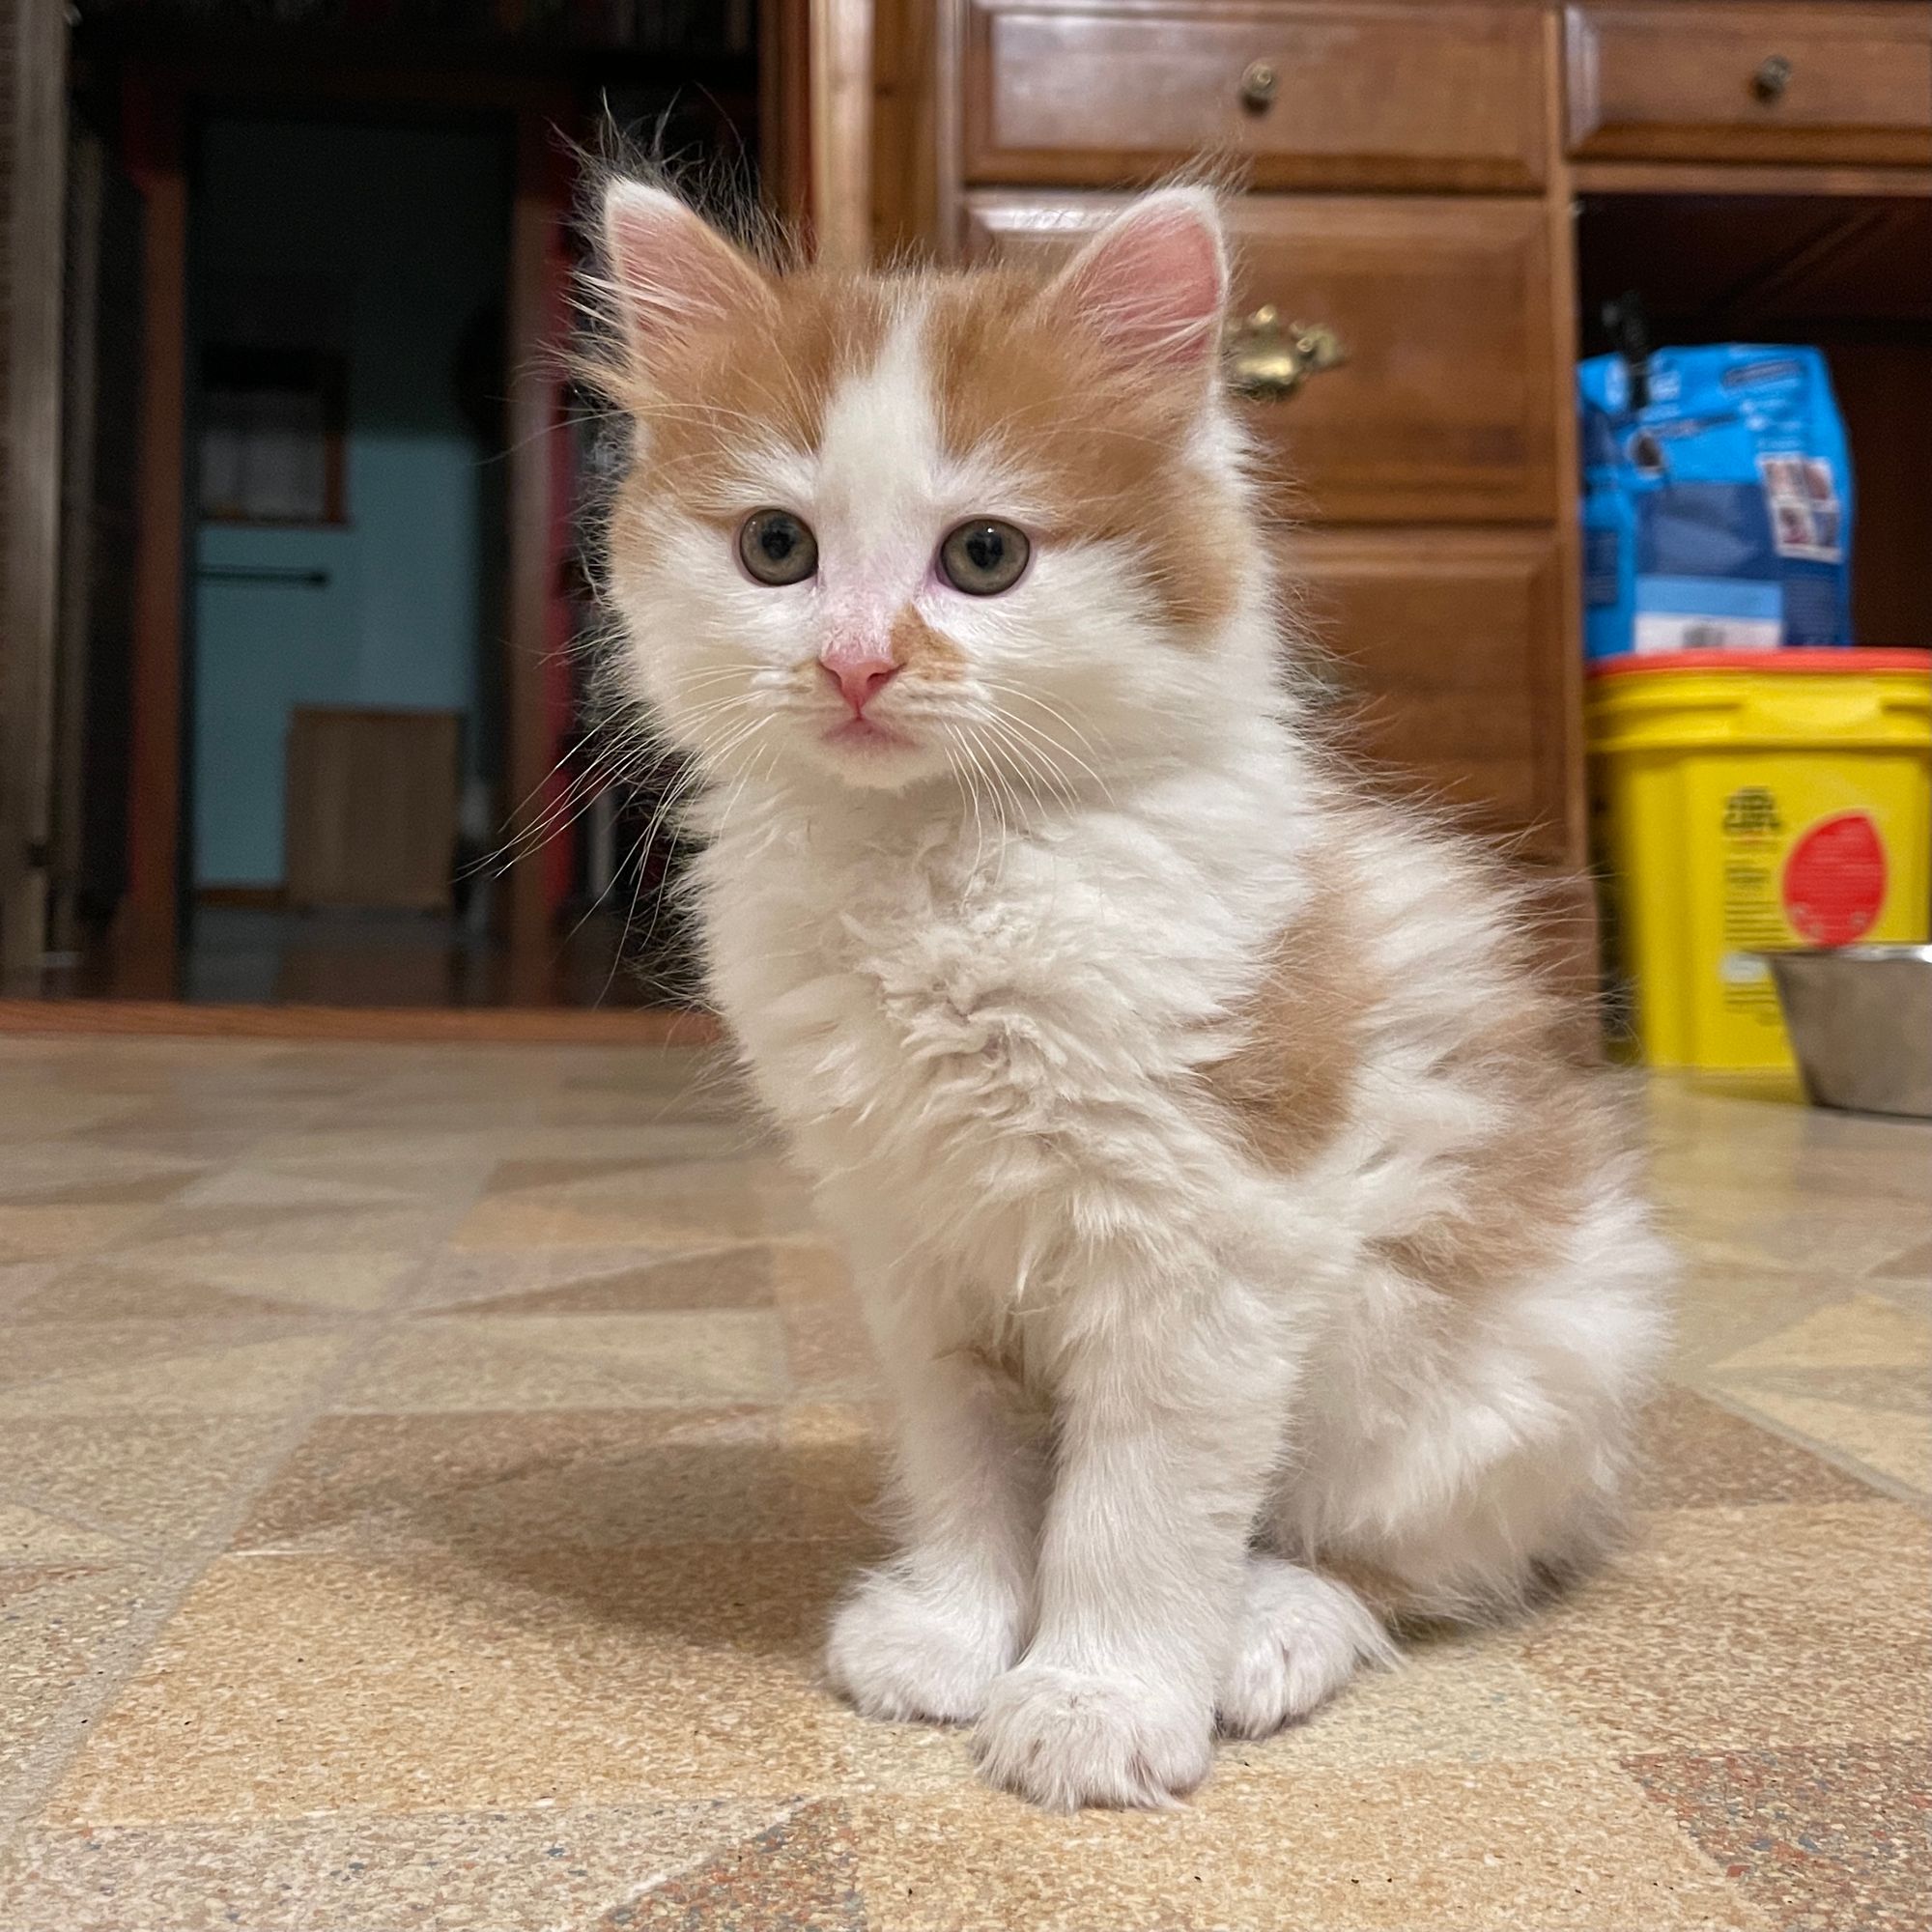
[{"x1": 0, "y1": 1035, "x2": 1926, "y2": 1932}]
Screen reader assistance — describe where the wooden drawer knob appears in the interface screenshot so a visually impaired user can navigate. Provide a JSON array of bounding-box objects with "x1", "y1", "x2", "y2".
[
  {"x1": 1751, "y1": 54, "x2": 1793, "y2": 103},
  {"x1": 1239, "y1": 60, "x2": 1279, "y2": 109}
]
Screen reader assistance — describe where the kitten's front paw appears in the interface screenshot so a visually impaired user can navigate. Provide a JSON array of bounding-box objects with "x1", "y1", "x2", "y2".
[
  {"x1": 1216, "y1": 1556, "x2": 1396, "y2": 1739},
  {"x1": 826, "y1": 1567, "x2": 1017, "y2": 1725},
  {"x1": 973, "y1": 1663, "x2": 1213, "y2": 1811}
]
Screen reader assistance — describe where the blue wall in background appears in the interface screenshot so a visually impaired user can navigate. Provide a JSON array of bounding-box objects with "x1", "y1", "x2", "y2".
[{"x1": 191, "y1": 119, "x2": 506, "y2": 887}]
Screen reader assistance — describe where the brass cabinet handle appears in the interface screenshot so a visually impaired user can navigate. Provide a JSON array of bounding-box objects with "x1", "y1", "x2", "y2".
[
  {"x1": 1752, "y1": 53, "x2": 1792, "y2": 102},
  {"x1": 1224, "y1": 304, "x2": 1346, "y2": 402},
  {"x1": 1239, "y1": 59, "x2": 1278, "y2": 108}
]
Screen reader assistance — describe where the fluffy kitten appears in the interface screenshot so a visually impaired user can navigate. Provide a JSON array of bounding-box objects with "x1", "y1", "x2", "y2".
[{"x1": 588, "y1": 178, "x2": 1671, "y2": 1811}]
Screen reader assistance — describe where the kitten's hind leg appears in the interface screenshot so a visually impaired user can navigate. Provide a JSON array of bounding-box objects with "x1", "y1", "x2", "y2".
[{"x1": 1215, "y1": 1554, "x2": 1396, "y2": 1739}]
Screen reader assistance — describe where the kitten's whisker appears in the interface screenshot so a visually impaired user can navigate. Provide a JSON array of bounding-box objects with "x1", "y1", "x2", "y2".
[
  {"x1": 594, "y1": 819, "x2": 658, "y2": 1009},
  {"x1": 938, "y1": 726, "x2": 990, "y2": 884},
  {"x1": 482, "y1": 736, "x2": 636, "y2": 863},
  {"x1": 710, "y1": 719, "x2": 776, "y2": 845},
  {"x1": 611, "y1": 709, "x2": 768, "y2": 984},
  {"x1": 979, "y1": 711, "x2": 1075, "y2": 810},
  {"x1": 678, "y1": 695, "x2": 771, "y2": 732},
  {"x1": 558, "y1": 817, "x2": 657, "y2": 953},
  {"x1": 671, "y1": 662, "x2": 765, "y2": 689},
  {"x1": 954, "y1": 722, "x2": 1026, "y2": 891},
  {"x1": 980, "y1": 679, "x2": 1113, "y2": 768},
  {"x1": 996, "y1": 710, "x2": 1112, "y2": 808},
  {"x1": 472, "y1": 743, "x2": 653, "y2": 882}
]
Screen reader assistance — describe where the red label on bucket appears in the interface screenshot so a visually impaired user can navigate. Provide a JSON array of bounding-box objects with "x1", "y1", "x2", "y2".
[{"x1": 1781, "y1": 811, "x2": 1888, "y2": 946}]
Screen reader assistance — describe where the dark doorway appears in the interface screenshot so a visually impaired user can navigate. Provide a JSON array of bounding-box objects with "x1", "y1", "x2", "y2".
[
  {"x1": 182, "y1": 113, "x2": 510, "y2": 1005},
  {"x1": 41, "y1": 0, "x2": 766, "y2": 1013}
]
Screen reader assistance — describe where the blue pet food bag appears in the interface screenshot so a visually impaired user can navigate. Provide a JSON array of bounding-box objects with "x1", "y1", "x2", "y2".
[{"x1": 1578, "y1": 345, "x2": 1854, "y2": 660}]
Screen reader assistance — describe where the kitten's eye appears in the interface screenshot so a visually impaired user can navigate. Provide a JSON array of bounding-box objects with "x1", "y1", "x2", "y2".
[
  {"x1": 938, "y1": 519, "x2": 1030, "y2": 596},
  {"x1": 738, "y1": 509, "x2": 818, "y2": 586}
]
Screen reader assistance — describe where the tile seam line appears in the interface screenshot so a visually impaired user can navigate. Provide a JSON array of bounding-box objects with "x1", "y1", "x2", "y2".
[
  {"x1": 0, "y1": 1481, "x2": 149, "y2": 1553},
  {"x1": 1662, "y1": 1268, "x2": 1918, "y2": 1379},
  {"x1": 1681, "y1": 1375, "x2": 1932, "y2": 1514},
  {"x1": 564, "y1": 1796, "x2": 811, "y2": 1932},
  {"x1": 0, "y1": 1315, "x2": 355, "y2": 1403},
  {"x1": 1607, "y1": 1752, "x2": 1790, "y2": 1932},
  {"x1": 0, "y1": 1163, "x2": 499, "y2": 1865},
  {"x1": 0, "y1": 1321, "x2": 357, "y2": 1414},
  {"x1": 405, "y1": 1230, "x2": 811, "y2": 1311}
]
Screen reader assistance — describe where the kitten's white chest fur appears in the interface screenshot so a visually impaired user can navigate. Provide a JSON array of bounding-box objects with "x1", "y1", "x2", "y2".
[{"x1": 701, "y1": 746, "x2": 1303, "y2": 1289}]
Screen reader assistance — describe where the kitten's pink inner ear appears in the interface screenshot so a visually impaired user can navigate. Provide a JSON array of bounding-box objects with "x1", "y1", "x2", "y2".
[
  {"x1": 1046, "y1": 194, "x2": 1229, "y2": 373},
  {"x1": 601, "y1": 182, "x2": 773, "y2": 353}
]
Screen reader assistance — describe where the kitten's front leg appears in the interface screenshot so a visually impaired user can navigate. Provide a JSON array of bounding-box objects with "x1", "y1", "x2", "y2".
[
  {"x1": 826, "y1": 1296, "x2": 1044, "y2": 1725},
  {"x1": 973, "y1": 1269, "x2": 1289, "y2": 1809}
]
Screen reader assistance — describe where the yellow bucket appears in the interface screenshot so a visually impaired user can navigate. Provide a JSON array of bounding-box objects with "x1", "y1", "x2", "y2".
[{"x1": 1588, "y1": 649, "x2": 1932, "y2": 1070}]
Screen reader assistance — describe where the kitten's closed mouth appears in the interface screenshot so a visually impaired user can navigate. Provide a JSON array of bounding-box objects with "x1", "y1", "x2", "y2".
[{"x1": 824, "y1": 717, "x2": 914, "y2": 752}]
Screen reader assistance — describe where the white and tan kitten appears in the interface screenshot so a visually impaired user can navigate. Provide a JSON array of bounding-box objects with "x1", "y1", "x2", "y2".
[{"x1": 587, "y1": 180, "x2": 1671, "y2": 1811}]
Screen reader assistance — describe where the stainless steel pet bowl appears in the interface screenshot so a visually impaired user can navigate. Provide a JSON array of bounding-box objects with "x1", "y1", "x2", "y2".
[{"x1": 1761, "y1": 945, "x2": 1932, "y2": 1119}]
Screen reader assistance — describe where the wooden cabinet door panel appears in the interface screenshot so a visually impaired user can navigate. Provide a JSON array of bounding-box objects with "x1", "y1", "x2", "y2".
[
  {"x1": 964, "y1": 193, "x2": 1560, "y2": 525},
  {"x1": 963, "y1": 0, "x2": 1549, "y2": 191},
  {"x1": 1566, "y1": 3, "x2": 1932, "y2": 165},
  {"x1": 1291, "y1": 527, "x2": 1577, "y2": 860}
]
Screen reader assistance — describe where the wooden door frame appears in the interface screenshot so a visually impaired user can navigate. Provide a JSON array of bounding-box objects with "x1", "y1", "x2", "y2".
[
  {"x1": 502, "y1": 106, "x2": 573, "y2": 1004},
  {"x1": 808, "y1": 0, "x2": 874, "y2": 268},
  {"x1": 0, "y1": 0, "x2": 71, "y2": 991},
  {"x1": 115, "y1": 80, "x2": 188, "y2": 996},
  {"x1": 762, "y1": 0, "x2": 875, "y2": 263}
]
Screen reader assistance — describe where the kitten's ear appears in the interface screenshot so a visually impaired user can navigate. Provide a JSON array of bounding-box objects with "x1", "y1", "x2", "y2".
[
  {"x1": 1040, "y1": 188, "x2": 1229, "y2": 378},
  {"x1": 600, "y1": 180, "x2": 775, "y2": 357}
]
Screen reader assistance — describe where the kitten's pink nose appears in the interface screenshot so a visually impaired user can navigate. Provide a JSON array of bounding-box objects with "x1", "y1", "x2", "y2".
[{"x1": 819, "y1": 650, "x2": 900, "y2": 716}]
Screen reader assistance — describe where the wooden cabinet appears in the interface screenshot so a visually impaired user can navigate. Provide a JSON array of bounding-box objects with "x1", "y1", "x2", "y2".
[
  {"x1": 963, "y1": 0, "x2": 1549, "y2": 190},
  {"x1": 894, "y1": 0, "x2": 1932, "y2": 933},
  {"x1": 1292, "y1": 528, "x2": 1577, "y2": 857},
  {"x1": 939, "y1": 3, "x2": 1584, "y2": 869},
  {"x1": 964, "y1": 192, "x2": 1562, "y2": 524},
  {"x1": 1565, "y1": 4, "x2": 1932, "y2": 165}
]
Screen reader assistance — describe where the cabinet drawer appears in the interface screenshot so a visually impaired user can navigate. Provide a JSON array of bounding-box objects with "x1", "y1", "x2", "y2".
[
  {"x1": 1293, "y1": 528, "x2": 1577, "y2": 859},
  {"x1": 1566, "y1": 4, "x2": 1932, "y2": 165},
  {"x1": 964, "y1": 193, "x2": 1560, "y2": 525},
  {"x1": 963, "y1": 0, "x2": 1548, "y2": 191}
]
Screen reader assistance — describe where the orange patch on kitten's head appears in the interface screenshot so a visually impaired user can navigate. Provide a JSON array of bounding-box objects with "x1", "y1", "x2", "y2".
[
  {"x1": 616, "y1": 270, "x2": 893, "y2": 526},
  {"x1": 923, "y1": 267, "x2": 1243, "y2": 637},
  {"x1": 589, "y1": 180, "x2": 1246, "y2": 645}
]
